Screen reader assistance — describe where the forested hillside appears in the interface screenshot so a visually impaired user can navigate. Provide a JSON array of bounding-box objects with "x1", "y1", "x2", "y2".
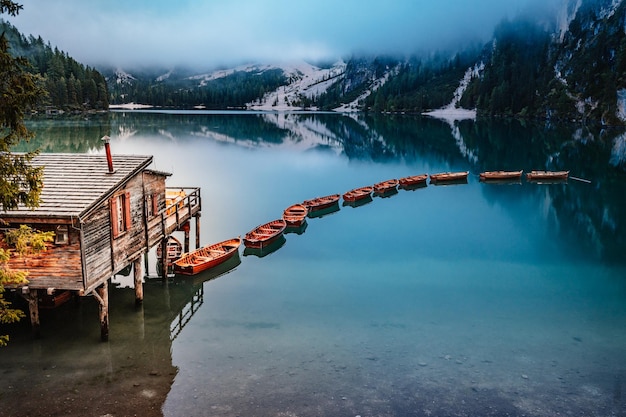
[
  {"x1": 1, "y1": 20, "x2": 108, "y2": 111},
  {"x1": 105, "y1": 66, "x2": 288, "y2": 109},
  {"x1": 459, "y1": 0, "x2": 626, "y2": 124},
  {"x1": 4, "y1": 0, "x2": 625, "y2": 125}
]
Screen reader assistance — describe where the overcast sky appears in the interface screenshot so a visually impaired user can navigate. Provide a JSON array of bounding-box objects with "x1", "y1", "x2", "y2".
[{"x1": 6, "y1": 0, "x2": 560, "y2": 69}]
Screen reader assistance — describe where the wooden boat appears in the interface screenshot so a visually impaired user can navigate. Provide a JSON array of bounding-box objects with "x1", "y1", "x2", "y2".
[
  {"x1": 302, "y1": 194, "x2": 340, "y2": 212},
  {"x1": 373, "y1": 179, "x2": 399, "y2": 194},
  {"x1": 342, "y1": 186, "x2": 373, "y2": 202},
  {"x1": 429, "y1": 171, "x2": 469, "y2": 183},
  {"x1": 173, "y1": 237, "x2": 241, "y2": 276},
  {"x1": 343, "y1": 194, "x2": 373, "y2": 208},
  {"x1": 243, "y1": 234, "x2": 286, "y2": 258},
  {"x1": 282, "y1": 204, "x2": 308, "y2": 227},
  {"x1": 243, "y1": 219, "x2": 287, "y2": 249},
  {"x1": 156, "y1": 235, "x2": 183, "y2": 261},
  {"x1": 526, "y1": 170, "x2": 569, "y2": 181},
  {"x1": 38, "y1": 290, "x2": 72, "y2": 309},
  {"x1": 307, "y1": 203, "x2": 340, "y2": 218},
  {"x1": 479, "y1": 170, "x2": 523, "y2": 181},
  {"x1": 399, "y1": 174, "x2": 428, "y2": 188},
  {"x1": 156, "y1": 235, "x2": 183, "y2": 276},
  {"x1": 165, "y1": 189, "x2": 186, "y2": 215}
]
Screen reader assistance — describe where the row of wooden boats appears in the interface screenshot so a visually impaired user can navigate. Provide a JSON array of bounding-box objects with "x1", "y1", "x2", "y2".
[
  {"x1": 479, "y1": 170, "x2": 570, "y2": 182},
  {"x1": 167, "y1": 169, "x2": 570, "y2": 277}
]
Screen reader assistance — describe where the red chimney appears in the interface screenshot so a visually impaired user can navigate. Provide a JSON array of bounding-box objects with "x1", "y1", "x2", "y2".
[{"x1": 101, "y1": 136, "x2": 115, "y2": 174}]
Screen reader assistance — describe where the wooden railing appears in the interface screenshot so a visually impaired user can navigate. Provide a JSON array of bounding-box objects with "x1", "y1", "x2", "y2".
[{"x1": 161, "y1": 187, "x2": 201, "y2": 235}]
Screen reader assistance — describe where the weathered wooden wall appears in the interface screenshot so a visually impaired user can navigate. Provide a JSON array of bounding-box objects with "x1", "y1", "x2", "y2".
[
  {"x1": 5, "y1": 228, "x2": 83, "y2": 290},
  {"x1": 143, "y1": 172, "x2": 167, "y2": 249},
  {"x1": 83, "y1": 203, "x2": 114, "y2": 292}
]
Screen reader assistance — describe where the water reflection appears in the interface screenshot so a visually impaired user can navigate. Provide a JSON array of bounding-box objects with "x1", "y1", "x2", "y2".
[
  {"x1": 20, "y1": 111, "x2": 626, "y2": 266},
  {"x1": 9, "y1": 111, "x2": 626, "y2": 416},
  {"x1": 242, "y1": 234, "x2": 286, "y2": 258}
]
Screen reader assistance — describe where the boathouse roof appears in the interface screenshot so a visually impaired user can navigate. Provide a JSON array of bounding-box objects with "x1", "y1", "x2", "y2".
[{"x1": 2, "y1": 153, "x2": 159, "y2": 221}]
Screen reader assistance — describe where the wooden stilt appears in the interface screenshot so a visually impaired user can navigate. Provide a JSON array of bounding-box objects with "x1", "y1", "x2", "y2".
[
  {"x1": 160, "y1": 236, "x2": 168, "y2": 283},
  {"x1": 195, "y1": 213, "x2": 201, "y2": 250},
  {"x1": 95, "y1": 282, "x2": 109, "y2": 342},
  {"x1": 133, "y1": 257, "x2": 143, "y2": 306},
  {"x1": 144, "y1": 251, "x2": 149, "y2": 278},
  {"x1": 26, "y1": 290, "x2": 41, "y2": 339},
  {"x1": 184, "y1": 224, "x2": 190, "y2": 254}
]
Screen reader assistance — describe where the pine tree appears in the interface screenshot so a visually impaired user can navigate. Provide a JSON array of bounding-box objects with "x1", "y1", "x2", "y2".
[{"x1": 0, "y1": 1, "x2": 47, "y2": 346}]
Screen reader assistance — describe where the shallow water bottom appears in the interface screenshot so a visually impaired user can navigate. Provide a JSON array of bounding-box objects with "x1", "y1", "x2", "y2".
[{"x1": 162, "y1": 257, "x2": 626, "y2": 417}]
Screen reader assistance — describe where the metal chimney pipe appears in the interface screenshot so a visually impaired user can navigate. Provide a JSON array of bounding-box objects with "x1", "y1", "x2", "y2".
[{"x1": 101, "y1": 136, "x2": 115, "y2": 174}]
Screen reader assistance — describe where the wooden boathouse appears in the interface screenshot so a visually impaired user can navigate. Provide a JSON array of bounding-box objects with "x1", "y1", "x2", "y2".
[{"x1": 0, "y1": 141, "x2": 201, "y2": 340}]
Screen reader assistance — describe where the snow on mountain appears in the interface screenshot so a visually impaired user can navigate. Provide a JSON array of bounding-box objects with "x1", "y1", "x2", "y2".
[
  {"x1": 114, "y1": 68, "x2": 136, "y2": 85},
  {"x1": 188, "y1": 64, "x2": 274, "y2": 87},
  {"x1": 334, "y1": 64, "x2": 400, "y2": 113},
  {"x1": 247, "y1": 60, "x2": 346, "y2": 111},
  {"x1": 156, "y1": 70, "x2": 174, "y2": 82}
]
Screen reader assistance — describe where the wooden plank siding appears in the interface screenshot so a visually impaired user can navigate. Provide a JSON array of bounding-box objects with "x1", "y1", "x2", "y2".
[
  {"x1": 82, "y1": 204, "x2": 113, "y2": 292},
  {"x1": 5, "y1": 229, "x2": 84, "y2": 290}
]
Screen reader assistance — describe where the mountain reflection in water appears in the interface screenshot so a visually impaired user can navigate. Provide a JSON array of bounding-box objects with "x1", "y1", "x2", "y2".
[{"x1": 4, "y1": 111, "x2": 625, "y2": 417}]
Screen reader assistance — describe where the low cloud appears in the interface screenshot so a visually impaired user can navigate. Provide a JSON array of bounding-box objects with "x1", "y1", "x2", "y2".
[{"x1": 7, "y1": 0, "x2": 561, "y2": 69}]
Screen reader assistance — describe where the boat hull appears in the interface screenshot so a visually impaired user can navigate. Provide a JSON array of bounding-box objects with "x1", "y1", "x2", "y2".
[
  {"x1": 430, "y1": 171, "x2": 469, "y2": 183},
  {"x1": 373, "y1": 179, "x2": 399, "y2": 194},
  {"x1": 173, "y1": 238, "x2": 241, "y2": 276},
  {"x1": 243, "y1": 219, "x2": 287, "y2": 249},
  {"x1": 526, "y1": 170, "x2": 569, "y2": 180},
  {"x1": 302, "y1": 194, "x2": 340, "y2": 212},
  {"x1": 342, "y1": 186, "x2": 373, "y2": 202},
  {"x1": 282, "y1": 204, "x2": 308, "y2": 227},
  {"x1": 398, "y1": 175, "x2": 428, "y2": 188},
  {"x1": 479, "y1": 170, "x2": 523, "y2": 181}
]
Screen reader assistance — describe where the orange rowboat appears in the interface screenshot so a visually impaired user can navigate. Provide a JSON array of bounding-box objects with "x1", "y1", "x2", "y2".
[
  {"x1": 342, "y1": 186, "x2": 373, "y2": 202},
  {"x1": 302, "y1": 194, "x2": 340, "y2": 211},
  {"x1": 429, "y1": 171, "x2": 469, "y2": 183},
  {"x1": 282, "y1": 204, "x2": 308, "y2": 227},
  {"x1": 243, "y1": 219, "x2": 287, "y2": 249},
  {"x1": 526, "y1": 170, "x2": 569, "y2": 180},
  {"x1": 479, "y1": 170, "x2": 523, "y2": 181},
  {"x1": 373, "y1": 179, "x2": 399, "y2": 194},
  {"x1": 173, "y1": 237, "x2": 241, "y2": 276},
  {"x1": 399, "y1": 174, "x2": 428, "y2": 187}
]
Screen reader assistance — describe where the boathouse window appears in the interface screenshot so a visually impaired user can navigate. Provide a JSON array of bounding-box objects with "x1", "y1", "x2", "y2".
[
  {"x1": 145, "y1": 193, "x2": 158, "y2": 218},
  {"x1": 55, "y1": 225, "x2": 69, "y2": 245},
  {"x1": 111, "y1": 192, "x2": 132, "y2": 238}
]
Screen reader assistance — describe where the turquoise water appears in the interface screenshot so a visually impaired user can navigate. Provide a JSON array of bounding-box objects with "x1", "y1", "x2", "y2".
[{"x1": 2, "y1": 112, "x2": 626, "y2": 416}]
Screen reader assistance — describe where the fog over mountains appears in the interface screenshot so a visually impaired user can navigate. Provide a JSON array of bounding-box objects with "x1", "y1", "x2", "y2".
[{"x1": 98, "y1": 0, "x2": 626, "y2": 125}]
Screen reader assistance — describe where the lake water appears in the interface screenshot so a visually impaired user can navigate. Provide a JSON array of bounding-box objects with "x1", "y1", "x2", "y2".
[{"x1": 2, "y1": 111, "x2": 626, "y2": 417}]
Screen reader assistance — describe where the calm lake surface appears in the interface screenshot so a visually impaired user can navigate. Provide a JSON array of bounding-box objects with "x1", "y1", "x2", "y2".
[{"x1": 2, "y1": 111, "x2": 626, "y2": 416}]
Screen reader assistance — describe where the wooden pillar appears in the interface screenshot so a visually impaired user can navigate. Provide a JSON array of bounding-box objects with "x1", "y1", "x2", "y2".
[
  {"x1": 133, "y1": 257, "x2": 143, "y2": 306},
  {"x1": 160, "y1": 236, "x2": 168, "y2": 282},
  {"x1": 26, "y1": 289, "x2": 41, "y2": 339},
  {"x1": 95, "y1": 282, "x2": 109, "y2": 342},
  {"x1": 183, "y1": 223, "x2": 190, "y2": 254},
  {"x1": 144, "y1": 251, "x2": 150, "y2": 278},
  {"x1": 195, "y1": 213, "x2": 201, "y2": 249}
]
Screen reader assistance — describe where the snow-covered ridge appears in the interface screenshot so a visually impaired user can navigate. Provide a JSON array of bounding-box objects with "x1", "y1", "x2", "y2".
[
  {"x1": 188, "y1": 64, "x2": 275, "y2": 87},
  {"x1": 247, "y1": 60, "x2": 347, "y2": 111},
  {"x1": 114, "y1": 68, "x2": 136, "y2": 85}
]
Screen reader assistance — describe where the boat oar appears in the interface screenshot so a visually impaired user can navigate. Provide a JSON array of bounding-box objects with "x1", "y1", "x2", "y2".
[{"x1": 570, "y1": 176, "x2": 591, "y2": 184}]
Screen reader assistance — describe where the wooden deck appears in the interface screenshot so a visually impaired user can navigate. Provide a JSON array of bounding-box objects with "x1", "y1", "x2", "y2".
[{"x1": 161, "y1": 187, "x2": 201, "y2": 236}]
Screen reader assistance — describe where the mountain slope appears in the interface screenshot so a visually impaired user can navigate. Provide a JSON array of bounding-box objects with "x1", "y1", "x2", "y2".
[{"x1": 103, "y1": 0, "x2": 626, "y2": 125}]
